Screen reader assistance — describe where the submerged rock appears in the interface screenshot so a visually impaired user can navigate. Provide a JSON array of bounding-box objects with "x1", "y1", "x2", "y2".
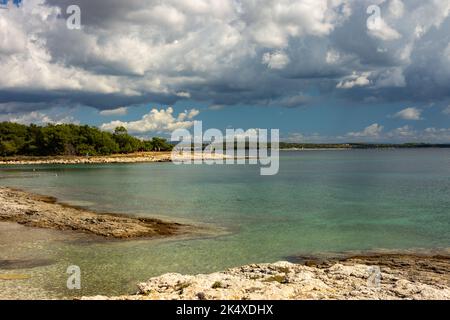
[{"x1": 0, "y1": 187, "x2": 189, "y2": 239}]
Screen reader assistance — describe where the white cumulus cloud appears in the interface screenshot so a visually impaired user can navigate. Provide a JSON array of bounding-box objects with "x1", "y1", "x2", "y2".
[
  {"x1": 392, "y1": 107, "x2": 423, "y2": 120},
  {"x1": 100, "y1": 107, "x2": 200, "y2": 134},
  {"x1": 368, "y1": 17, "x2": 402, "y2": 41},
  {"x1": 262, "y1": 51, "x2": 290, "y2": 70},
  {"x1": 347, "y1": 123, "x2": 384, "y2": 138},
  {"x1": 0, "y1": 110, "x2": 78, "y2": 125},
  {"x1": 337, "y1": 72, "x2": 371, "y2": 89},
  {"x1": 443, "y1": 105, "x2": 450, "y2": 115}
]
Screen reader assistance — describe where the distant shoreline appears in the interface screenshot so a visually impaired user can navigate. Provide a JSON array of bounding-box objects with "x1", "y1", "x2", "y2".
[
  {"x1": 0, "y1": 151, "x2": 173, "y2": 165},
  {"x1": 280, "y1": 147, "x2": 448, "y2": 151},
  {"x1": 280, "y1": 148, "x2": 351, "y2": 151},
  {"x1": 1, "y1": 147, "x2": 449, "y2": 165},
  {"x1": 0, "y1": 151, "x2": 233, "y2": 165}
]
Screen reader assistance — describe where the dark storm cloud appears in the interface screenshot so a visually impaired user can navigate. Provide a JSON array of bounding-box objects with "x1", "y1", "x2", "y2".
[{"x1": 1, "y1": 0, "x2": 450, "y2": 114}]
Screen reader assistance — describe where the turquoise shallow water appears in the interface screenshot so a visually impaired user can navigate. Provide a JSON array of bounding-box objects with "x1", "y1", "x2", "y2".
[{"x1": 0, "y1": 149, "x2": 449, "y2": 298}]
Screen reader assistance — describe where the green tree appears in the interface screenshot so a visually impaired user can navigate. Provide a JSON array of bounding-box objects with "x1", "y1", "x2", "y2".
[
  {"x1": 0, "y1": 122, "x2": 172, "y2": 157},
  {"x1": 151, "y1": 137, "x2": 172, "y2": 151},
  {"x1": 114, "y1": 126, "x2": 128, "y2": 135},
  {"x1": 113, "y1": 126, "x2": 143, "y2": 153},
  {"x1": 0, "y1": 122, "x2": 29, "y2": 156}
]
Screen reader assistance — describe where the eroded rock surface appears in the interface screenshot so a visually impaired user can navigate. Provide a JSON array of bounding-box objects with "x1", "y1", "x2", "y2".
[
  {"x1": 84, "y1": 255, "x2": 449, "y2": 300},
  {"x1": 0, "y1": 187, "x2": 187, "y2": 239}
]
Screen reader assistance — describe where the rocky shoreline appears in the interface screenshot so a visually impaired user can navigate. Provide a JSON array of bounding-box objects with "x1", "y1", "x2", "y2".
[
  {"x1": 0, "y1": 187, "x2": 190, "y2": 239},
  {"x1": 0, "y1": 151, "x2": 235, "y2": 165},
  {"x1": 0, "y1": 152, "x2": 173, "y2": 165},
  {"x1": 84, "y1": 254, "x2": 450, "y2": 300}
]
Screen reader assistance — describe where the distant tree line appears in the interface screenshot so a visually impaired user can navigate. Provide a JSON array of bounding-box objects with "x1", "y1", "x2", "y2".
[
  {"x1": 279, "y1": 142, "x2": 450, "y2": 149},
  {"x1": 279, "y1": 142, "x2": 351, "y2": 149},
  {"x1": 0, "y1": 122, "x2": 172, "y2": 157}
]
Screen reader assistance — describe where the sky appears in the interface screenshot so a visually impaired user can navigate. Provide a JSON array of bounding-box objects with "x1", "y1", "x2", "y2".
[{"x1": 0, "y1": 0, "x2": 450, "y2": 143}]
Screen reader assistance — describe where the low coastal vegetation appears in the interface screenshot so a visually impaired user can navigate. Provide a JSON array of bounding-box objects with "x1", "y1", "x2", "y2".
[{"x1": 0, "y1": 122, "x2": 172, "y2": 157}]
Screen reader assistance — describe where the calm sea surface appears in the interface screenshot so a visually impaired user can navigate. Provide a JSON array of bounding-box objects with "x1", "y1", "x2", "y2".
[{"x1": 0, "y1": 149, "x2": 449, "y2": 298}]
